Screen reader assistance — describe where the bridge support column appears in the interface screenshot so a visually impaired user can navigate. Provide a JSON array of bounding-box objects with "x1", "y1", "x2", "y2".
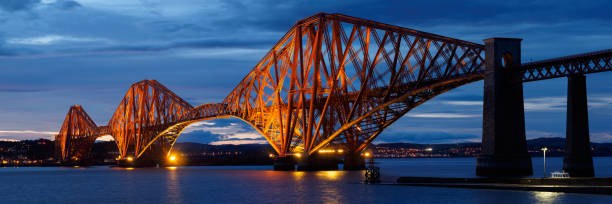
[
  {"x1": 343, "y1": 153, "x2": 365, "y2": 170},
  {"x1": 273, "y1": 156, "x2": 295, "y2": 171},
  {"x1": 476, "y1": 38, "x2": 533, "y2": 177},
  {"x1": 563, "y1": 74, "x2": 594, "y2": 177},
  {"x1": 297, "y1": 153, "x2": 339, "y2": 171}
]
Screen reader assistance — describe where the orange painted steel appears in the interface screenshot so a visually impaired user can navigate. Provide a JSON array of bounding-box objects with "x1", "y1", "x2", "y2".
[
  {"x1": 55, "y1": 13, "x2": 488, "y2": 162},
  {"x1": 107, "y1": 79, "x2": 193, "y2": 158},
  {"x1": 55, "y1": 80, "x2": 228, "y2": 161},
  {"x1": 57, "y1": 13, "x2": 612, "y2": 163},
  {"x1": 222, "y1": 13, "x2": 486, "y2": 157},
  {"x1": 55, "y1": 105, "x2": 101, "y2": 161}
]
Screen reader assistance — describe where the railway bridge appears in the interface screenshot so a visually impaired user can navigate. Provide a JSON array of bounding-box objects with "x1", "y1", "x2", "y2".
[{"x1": 56, "y1": 13, "x2": 612, "y2": 176}]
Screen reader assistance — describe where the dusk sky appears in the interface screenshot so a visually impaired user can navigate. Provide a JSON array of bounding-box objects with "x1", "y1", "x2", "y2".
[{"x1": 2, "y1": 0, "x2": 612, "y2": 145}]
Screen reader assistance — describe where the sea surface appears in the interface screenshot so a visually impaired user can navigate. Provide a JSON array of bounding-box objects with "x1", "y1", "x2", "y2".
[{"x1": 2, "y1": 157, "x2": 612, "y2": 203}]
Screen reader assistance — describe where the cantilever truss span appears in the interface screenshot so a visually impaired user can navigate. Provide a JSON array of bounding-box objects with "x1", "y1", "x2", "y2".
[
  {"x1": 56, "y1": 105, "x2": 102, "y2": 161},
  {"x1": 222, "y1": 13, "x2": 486, "y2": 156},
  {"x1": 55, "y1": 13, "x2": 487, "y2": 161},
  {"x1": 55, "y1": 79, "x2": 229, "y2": 161},
  {"x1": 57, "y1": 13, "x2": 612, "y2": 162}
]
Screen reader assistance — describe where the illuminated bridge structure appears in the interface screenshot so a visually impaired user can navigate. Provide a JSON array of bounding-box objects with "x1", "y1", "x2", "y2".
[{"x1": 56, "y1": 13, "x2": 612, "y2": 176}]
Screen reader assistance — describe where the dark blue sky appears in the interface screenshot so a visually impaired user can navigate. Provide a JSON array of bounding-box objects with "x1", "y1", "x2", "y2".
[{"x1": 1, "y1": 0, "x2": 612, "y2": 144}]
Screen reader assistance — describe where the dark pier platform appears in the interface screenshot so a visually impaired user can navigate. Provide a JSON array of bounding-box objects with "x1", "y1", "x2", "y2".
[{"x1": 395, "y1": 176, "x2": 612, "y2": 195}]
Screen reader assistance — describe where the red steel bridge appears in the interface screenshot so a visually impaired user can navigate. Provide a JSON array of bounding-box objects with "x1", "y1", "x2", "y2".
[{"x1": 56, "y1": 13, "x2": 612, "y2": 175}]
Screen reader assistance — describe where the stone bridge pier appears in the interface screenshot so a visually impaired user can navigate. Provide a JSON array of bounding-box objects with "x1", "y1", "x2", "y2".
[
  {"x1": 476, "y1": 38, "x2": 533, "y2": 177},
  {"x1": 476, "y1": 38, "x2": 597, "y2": 177},
  {"x1": 564, "y1": 74, "x2": 594, "y2": 177}
]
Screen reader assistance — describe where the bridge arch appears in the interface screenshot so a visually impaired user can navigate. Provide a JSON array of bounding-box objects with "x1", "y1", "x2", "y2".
[
  {"x1": 56, "y1": 13, "x2": 612, "y2": 165},
  {"x1": 138, "y1": 115, "x2": 276, "y2": 158}
]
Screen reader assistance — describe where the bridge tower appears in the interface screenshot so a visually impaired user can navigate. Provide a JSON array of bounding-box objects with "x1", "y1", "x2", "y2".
[
  {"x1": 564, "y1": 74, "x2": 594, "y2": 177},
  {"x1": 476, "y1": 38, "x2": 533, "y2": 176}
]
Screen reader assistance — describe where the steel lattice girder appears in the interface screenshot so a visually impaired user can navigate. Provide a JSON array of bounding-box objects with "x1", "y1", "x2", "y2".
[
  {"x1": 222, "y1": 13, "x2": 486, "y2": 156},
  {"x1": 56, "y1": 13, "x2": 612, "y2": 161},
  {"x1": 55, "y1": 105, "x2": 99, "y2": 161},
  {"x1": 56, "y1": 13, "x2": 487, "y2": 160},
  {"x1": 522, "y1": 49, "x2": 612, "y2": 82},
  {"x1": 56, "y1": 80, "x2": 228, "y2": 160}
]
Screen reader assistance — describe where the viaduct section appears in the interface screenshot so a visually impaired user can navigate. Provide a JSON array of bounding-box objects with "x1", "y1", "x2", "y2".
[{"x1": 55, "y1": 13, "x2": 612, "y2": 176}]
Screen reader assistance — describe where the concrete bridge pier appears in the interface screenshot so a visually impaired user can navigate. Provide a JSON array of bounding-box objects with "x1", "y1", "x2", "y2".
[
  {"x1": 343, "y1": 153, "x2": 366, "y2": 170},
  {"x1": 476, "y1": 38, "x2": 533, "y2": 177},
  {"x1": 297, "y1": 153, "x2": 339, "y2": 171},
  {"x1": 563, "y1": 74, "x2": 595, "y2": 177}
]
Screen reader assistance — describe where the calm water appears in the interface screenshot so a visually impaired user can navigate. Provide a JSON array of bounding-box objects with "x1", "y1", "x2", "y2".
[{"x1": 2, "y1": 157, "x2": 612, "y2": 203}]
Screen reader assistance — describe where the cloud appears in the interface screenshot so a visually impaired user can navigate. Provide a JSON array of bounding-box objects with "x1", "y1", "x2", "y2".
[
  {"x1": 39, "y1": 0, "x2": 81, "y2": 9},
  {"x1": 193, "y1": 121, "x2": 215, "y2": 126},
  {"x1": 179, "y1": 119, "x2": 264, "y2": 145},
  {"x1": 95, "y1": 135, "x2": 114, "y2": 141},
  {"x1": 524, "y1": 97, "x2": 566, "y2": 111},
  {"x1": 2, "y1": 1, "x2": 612, "y2": 144},
  {"x1": 0, "y1": 0, "x2": 40, "y2": 12},
  {"x1": 375, "y1": 131, "x2": 480, "y2": 144},
  {"x1": 171, "y1": 48, "x2": 267, "y2": 59},
  {"x1": 0, "y1": 87, "x2": 48, "y2": 92},
  {"x1": 224, "y1": 132, "x2": 262, "y2": 140},
  {"x1": 55, "y1": 0, "x2": 81, "y2": 9},
  {"x1": 525, "y1": 130, "x2": 563, "y2": 139},
  {"x1": 441, "y1": 101, "x2": 483, "y2": 106},
  {"x1": 523, "y1": 96, "x2": 612, "y2": 112},
  {"x1": 592, "y1": 132, "x2": 612, "y2": 143},
  {"x1": 7, "y1": 35, "x2": 110, "y2": 45},
  {"x1": 405, "y1": 113, "x2": 481, "y2": 118},
  {"x1": 0, "y1": 130, "x2": 56, "y2": 135},
  {"x1": 0, "y1": 36, "x2": 271, "y2": 59},
  {"x1": 377, "y1": 125, "x2": 482, "y2": 144},
  {"x1": 209, "y1": 139, "x2": 268, "y2": 145},
  {"x1": 0, "y1": 130, "x2": 57, "y2": 141},
  {"x1": 437, "y1": 95, "x2": 612, "y2": 113}
]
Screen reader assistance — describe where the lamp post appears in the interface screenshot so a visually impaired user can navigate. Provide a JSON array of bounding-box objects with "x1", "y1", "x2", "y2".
[
  {"x1": 541, "y1": 147, "x2": 548, "y2": 178},
  {"x1": 425, "y1": 147, "x2": 433, "y2": 157}
]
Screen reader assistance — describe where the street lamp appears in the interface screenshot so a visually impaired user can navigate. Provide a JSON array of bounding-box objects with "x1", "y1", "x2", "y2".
[
  {"x1": 541, "y1": 147, "x2": 548, "y2": 178},
  {"x1": 425, "y1": 147, "x2": 433, "y2": 157}
]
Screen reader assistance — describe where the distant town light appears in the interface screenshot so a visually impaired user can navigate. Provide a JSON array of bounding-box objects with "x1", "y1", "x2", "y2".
[
  {"x1": 337, "y1": 149, "x2": 344, "y2": 153},
  {"x1": 425, "y1": 148, "x2": 433, "y2": 152},
  {"x1": 269, "y1": 153, "x2": 275, "y2": 158},
  {"x1": 364, "y1": 152, "x2": 371, "y2": 157}
]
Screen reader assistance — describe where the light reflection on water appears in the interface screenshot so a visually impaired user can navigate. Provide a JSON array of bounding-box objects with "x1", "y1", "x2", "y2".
[
  {"x1": 166, "y1": 167, "x2": 182, "y2": 204},
  {"x1": 532, "y1": 191, "x2": 562, "y2": 204},
  {"x1": 316, "y1": 170, "x2": 343, "y2": 181},
  {"x1": 1, "y1": 158, "x2": 612, "y2": 203}
]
